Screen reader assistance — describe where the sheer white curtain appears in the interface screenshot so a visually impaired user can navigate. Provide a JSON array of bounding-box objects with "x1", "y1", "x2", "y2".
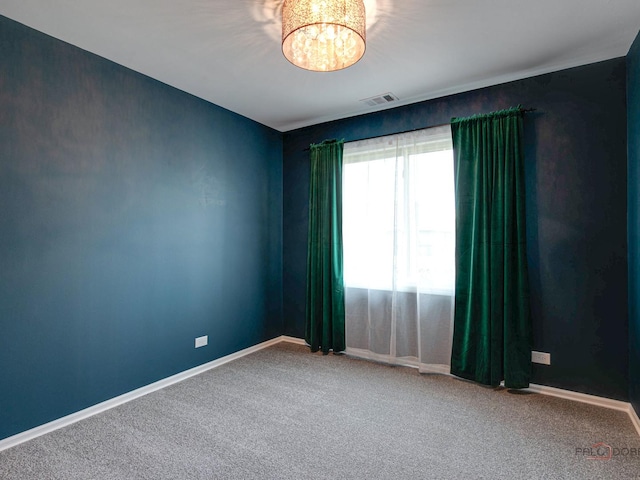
[{"x1": 342, "y1": 125, "x2": 455, "y2": 373}]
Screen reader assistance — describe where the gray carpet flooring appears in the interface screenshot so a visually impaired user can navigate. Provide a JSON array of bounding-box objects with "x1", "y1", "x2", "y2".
[{"x1": 1, "y1": 342, "x2": 639, "y2": 479}]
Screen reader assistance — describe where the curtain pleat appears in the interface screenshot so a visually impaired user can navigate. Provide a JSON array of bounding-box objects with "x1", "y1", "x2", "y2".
[
  {"x1": 450, "y1": 107, "x2": 532, "y2": 388},
  {"x1": 305, "y1": 139, "x2": 346, "y2": 354}
]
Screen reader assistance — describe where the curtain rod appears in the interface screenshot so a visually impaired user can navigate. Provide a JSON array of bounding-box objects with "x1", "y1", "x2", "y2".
[{"x1": 302, "y1": 107, "x2": 536, "y2": 151}]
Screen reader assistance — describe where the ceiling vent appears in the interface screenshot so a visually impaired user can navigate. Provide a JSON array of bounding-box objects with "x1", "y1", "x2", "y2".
[{"x1": 360, "y1": 92, "x2": 399, "y2": 107}]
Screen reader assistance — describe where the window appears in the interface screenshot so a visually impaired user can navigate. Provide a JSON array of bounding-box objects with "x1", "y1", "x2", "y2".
[
  {"x1": 342, "y1": 125, "x2": 455, "y2": 370},
  {"x1": 342, "y1": 125, "x2": 455, "y2": 294}
]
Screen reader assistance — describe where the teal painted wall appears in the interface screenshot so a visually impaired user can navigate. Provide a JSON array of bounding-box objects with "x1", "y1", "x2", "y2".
[
  {"x1": 628, "y1": 30, "x2": 640, "y2": 416},
  {"x1": 284, "y1": 59, "x2": 629, "y2": 401},
  {"x1": 0, "y1": 15, "x2": 283, "y2": 441}
]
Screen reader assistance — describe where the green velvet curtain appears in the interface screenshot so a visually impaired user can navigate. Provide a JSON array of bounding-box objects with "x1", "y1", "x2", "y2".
[
  {"x1": 450, "y1": 107, "x2": 532, "y2": 388},
  {"x1": 306, "y1": 139, "x2": 346, "y2": 354}
]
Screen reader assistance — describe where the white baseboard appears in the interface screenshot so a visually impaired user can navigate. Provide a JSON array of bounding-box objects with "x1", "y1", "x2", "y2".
[
  {"x1": 525, "y1": 383, "x2": 640, "y2": 437},
  {"x1": 0, "y1": 335, "x2": 286, "y2": 453},
  {"x1": 524, "y1": 383, "x2": 630, "y2": 411},
  {"x1": 2, "y1": 335, "x2": 638, "y2": 452},
  {"x1": 628, "y1": 404, "x2": 640, "y2": 437},
  {"x1": 281, "y1": 336, "x2": 307, "y2": 346}
]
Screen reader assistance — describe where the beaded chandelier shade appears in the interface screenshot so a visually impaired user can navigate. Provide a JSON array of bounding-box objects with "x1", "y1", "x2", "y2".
[{"x1": 282, "y1": 0, "x2": 366, "y2": 72}]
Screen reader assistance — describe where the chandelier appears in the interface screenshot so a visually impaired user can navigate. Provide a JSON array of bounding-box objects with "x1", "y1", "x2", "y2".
[{"x1": 282, "y1": 0, "x2": 366, "y2": 72}]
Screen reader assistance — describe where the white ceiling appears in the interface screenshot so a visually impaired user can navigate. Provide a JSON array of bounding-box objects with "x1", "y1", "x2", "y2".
[{"x1": 1, "y1": 1, "x2": 640, "y2": 132}]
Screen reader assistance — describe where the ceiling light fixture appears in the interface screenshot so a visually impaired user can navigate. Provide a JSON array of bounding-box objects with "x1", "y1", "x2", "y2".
[{"x1": 282, "y1": 0, "x2": 366, "y2": 72}]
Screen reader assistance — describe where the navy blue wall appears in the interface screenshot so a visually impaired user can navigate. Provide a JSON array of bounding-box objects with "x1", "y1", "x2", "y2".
[
  {"x1": 283, "y1": 59, "x2": 629, "y2": 401},
  {"x1": 629, "y1": 31, "x2": 640, "y2": 416},
  {"x1": 0, "y1": 16, "x2": 283, "y2": 441}
]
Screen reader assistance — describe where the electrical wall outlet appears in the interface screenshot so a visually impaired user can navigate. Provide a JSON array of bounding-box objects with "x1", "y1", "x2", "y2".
[
  {"x1": 531, "y1": 351, "x2": 551, "y2": 365},
  {"x1": 195, "y1": 335, "x2": 208, "y2": 348}
]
